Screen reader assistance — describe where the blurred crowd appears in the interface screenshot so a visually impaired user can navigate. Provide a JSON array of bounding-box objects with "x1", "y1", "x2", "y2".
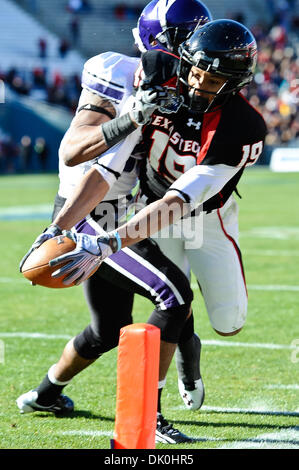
[
  {"x1": 0, "y1": 66, "x2": 81, "y2": 113},
  {"x1": 0, "y1": 2, "x2": 298, "y2": 172},
  {"x1": 243, "y1": 22, "x2": 299, "y2": 160},
  {"x1": 0, "y1": 131, "x2": 49, "y2": 175}
]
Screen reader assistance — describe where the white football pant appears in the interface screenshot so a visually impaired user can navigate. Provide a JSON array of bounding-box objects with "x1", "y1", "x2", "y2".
[{"x1": 151, "y1": 196, "x2": 248, "y2": 334}]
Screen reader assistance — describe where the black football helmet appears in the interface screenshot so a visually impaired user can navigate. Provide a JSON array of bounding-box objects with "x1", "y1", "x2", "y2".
[{"x1": 177, "y1": 19, "x2": 258, "y2": 113}]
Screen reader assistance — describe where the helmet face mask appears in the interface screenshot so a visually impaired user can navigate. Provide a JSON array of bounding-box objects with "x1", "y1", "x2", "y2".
[
  {"x1": 177, "y1": 19, "x2": 258, "y2": 113},
  {"x1": 133, "y1": 0, "x2": 212, "y2": 55}
]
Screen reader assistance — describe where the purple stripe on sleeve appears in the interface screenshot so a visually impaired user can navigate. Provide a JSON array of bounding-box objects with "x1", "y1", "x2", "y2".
[{"x1": 82, "y1": 70, "x2": 124, "y2": 102}]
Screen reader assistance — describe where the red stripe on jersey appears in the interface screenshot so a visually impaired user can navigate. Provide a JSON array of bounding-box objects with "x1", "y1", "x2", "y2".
[
  {"x1": 155, "y1": 49, "x2": 180, "y2": 59},
  {"x1": 219, "y1": 191, "x2": 224, "y2": 207},
  {"x1": 162, "y1": 76, "x2": 177, "y2": 89},
  {"x1": 217, "y1": 208, "x2": 248, "y2": 297},
  {"x1": 197, "y1": 109, "x2": 222, "y2": 164}
]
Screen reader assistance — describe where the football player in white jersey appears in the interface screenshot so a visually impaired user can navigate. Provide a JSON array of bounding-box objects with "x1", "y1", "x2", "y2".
[{"x1": 17, "y1": 0, "x2": 212, "y2": 444}]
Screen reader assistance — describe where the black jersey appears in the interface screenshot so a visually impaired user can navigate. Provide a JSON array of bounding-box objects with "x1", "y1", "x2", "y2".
[{"x1": 134, "y1": 50, "x2": 267, "y2": 211}]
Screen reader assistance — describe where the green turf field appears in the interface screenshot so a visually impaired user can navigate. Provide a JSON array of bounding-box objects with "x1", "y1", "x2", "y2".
[{"x1": 0, "y1": 168, "x2": 298, "y2": 450}]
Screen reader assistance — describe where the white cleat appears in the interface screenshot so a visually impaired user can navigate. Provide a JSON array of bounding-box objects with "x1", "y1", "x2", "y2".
[
  {"x1": 178, "y1": 378, "x2": 205, "y2": 410},
  {"x1": 16, "y1": 390, "x2": 74, "y2": 415}
]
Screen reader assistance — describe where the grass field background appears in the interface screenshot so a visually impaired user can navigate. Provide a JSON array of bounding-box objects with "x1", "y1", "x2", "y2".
[{"x1": 0, "y1": 168, "x2": 298, "y2": 449}]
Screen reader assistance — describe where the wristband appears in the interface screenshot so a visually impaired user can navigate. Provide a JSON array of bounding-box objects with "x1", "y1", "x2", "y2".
[
  {"x1": 101, "y1": 113, "x2": 137, "y2": 148},
  {"x1": 108, "y1": 230, "x2": 122, "y2": 253},
  {"x1": 47, "y1": 223, "x2": 62, "y2": 234}
]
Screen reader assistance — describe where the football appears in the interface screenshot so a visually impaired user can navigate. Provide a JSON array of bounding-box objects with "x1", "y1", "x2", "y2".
[{"x1": 21, "y1": 235, "x2": 77, "y2": 288}]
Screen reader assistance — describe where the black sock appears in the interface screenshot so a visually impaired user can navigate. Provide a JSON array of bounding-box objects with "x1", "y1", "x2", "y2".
[
  {"x1": 35, "y1": 374, "x2": 65, "y2": 406},
  {"x1": 157, "y1": 388, "x2": 163, "y2": 414}
]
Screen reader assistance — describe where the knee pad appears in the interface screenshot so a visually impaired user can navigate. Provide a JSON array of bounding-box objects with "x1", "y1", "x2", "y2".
[
  {"x1": 147, "y1": 305, "x2": 189, "y2": 343},
  {"x1": 73, "y1": 324, "x2": 119, "y2": 359}
]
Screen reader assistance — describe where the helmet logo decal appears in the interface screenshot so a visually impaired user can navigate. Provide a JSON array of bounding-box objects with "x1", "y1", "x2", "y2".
[
  {"x1": 159, "y1": 87, "x2": 183, "y2": 113},
  {"x1": 158, "y1": 0, "x2": 176, "y2": 30}
]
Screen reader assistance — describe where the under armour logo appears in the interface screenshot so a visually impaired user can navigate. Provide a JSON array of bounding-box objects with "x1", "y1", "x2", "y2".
[{"x1": 187, "y1": 118, "x2": 201, "y2": 130}]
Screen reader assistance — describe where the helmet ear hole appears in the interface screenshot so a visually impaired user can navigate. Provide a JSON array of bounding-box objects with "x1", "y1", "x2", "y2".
[{"x1": 149, "y1": 35, "x2": 158, "y2": 46}]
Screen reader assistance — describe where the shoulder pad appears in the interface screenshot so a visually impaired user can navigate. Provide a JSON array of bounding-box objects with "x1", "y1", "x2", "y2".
[{"x1": 82, "y1": 52, "x2": 139, "y2": 103}]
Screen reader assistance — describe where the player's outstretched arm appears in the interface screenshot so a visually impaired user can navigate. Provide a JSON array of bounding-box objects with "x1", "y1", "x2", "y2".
[
  {"x1": 48, "y1": 163, "x2": 244, "y2": 285},
  {"x1": 52, "y1": 168, "x2": 109, "y2": 230},
  {"x1": 19, "y1": 168, "x2": 109, "y2": 272},
  {"x1": 49, "y1": 192, "x2": 187, "y2": 285}
]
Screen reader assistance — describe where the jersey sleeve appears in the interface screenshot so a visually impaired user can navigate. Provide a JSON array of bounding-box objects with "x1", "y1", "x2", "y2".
[
  {"x1": 81, "y1": 52, "x2": 140, "y2": 115},
  {"x1": 167, "y1": 163, "x2": 241, "y2": 210}
]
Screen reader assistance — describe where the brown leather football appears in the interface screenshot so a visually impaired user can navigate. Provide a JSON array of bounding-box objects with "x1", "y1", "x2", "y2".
[{"x1": 21, "y1": 235, "x2": 77, "y2": 288}]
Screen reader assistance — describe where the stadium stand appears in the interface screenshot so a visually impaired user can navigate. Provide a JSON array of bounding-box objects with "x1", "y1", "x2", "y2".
[
  {"x1": 1, "y1": 0, "x2": 298, "y2": 173},
  {"x1": 0, "y1": 0, "x2": 85, "y2": 75},
  {"x1": 14, "y1": 0, "x2": 275, "y2": 58}
]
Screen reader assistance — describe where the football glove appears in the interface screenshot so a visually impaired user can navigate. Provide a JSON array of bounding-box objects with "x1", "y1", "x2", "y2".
[
  {"x1": 49, "y1": 230, "x2": 121, "y2": 286},
  {"x1": 19, "y1": 223, "x2": 62, "y2": 272},
  {"x1": 130, "y1": 81, "x2": 170, "y2": 126}
]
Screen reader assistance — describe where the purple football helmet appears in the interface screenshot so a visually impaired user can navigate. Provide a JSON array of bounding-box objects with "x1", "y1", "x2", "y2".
[{"x1": 132, "y1": 0, "x2": 212, "y2": 55}]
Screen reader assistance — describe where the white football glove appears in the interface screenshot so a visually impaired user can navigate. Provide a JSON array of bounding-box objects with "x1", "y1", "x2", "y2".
[
  {"x1": 49, "y1": 230, "x2": 120, "y2": 286},
  {"x1": 19, "y1": 224, "x2": 62, "y2": 272},
  {"x1": 129, "y1": 81, "x2": 170, "y2": 125}
]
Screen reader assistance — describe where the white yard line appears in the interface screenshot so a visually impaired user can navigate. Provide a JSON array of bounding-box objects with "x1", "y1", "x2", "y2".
[
  {"x1": 191, "y1": 283, "x2": 299, "y2": 292},
  {"x1": 201, "y1": 406, "x2": 299, "y2": 417},
  {"x1": 0, "y1": 332, "x2": 296, "y2": 351},
  {"x1": 201, "y1": 339, "x2": 295, "y2": 350},
  {"x1": 216, "y1": 427, "x2": 299, "y2": 449},
  {"x1": 57, "y1": 428, "x2": 299, "y2": 449},
  {"x1": 240, "y1": 227, "x2": 299, "y2": 240},
  {"x1": 59, "y1": 430, "x2": 113, "y2": 437},
  {"x1": 243, "y1": 250, "x2": 299, "y2": 257},
  {"x1": 0, "y1": 332, "x2": 71, "y2": 339},
  {"x1": 174, "y1": 405, "x2": 299, "y2": 417},
  {"x1": 265, "y1": 384, "x2": 299, "y2": 390},
  {"x1": 248, "y1": 284, "x2": 299, "y2": 292}
]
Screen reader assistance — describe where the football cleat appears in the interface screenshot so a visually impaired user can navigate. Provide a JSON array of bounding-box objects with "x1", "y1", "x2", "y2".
[
  {"x1": 155, "y1": 412, "x2": 194, "y2": 444},
  {"x1": 176, "y1": 333, "x2": 205, "y2": 410},
  {"x1": 178, "y1": 378, "x2": 205, "y2": 410},
  {"x1": 16, "y1": 390, "x2": 74, "y2": 415}
]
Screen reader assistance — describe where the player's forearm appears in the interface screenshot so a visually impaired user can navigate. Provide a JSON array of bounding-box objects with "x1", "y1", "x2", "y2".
[
  {"x1": 60, "y1": 113, "x2": 138, "y2": 167},
  {"x1": 53, "y1": 168, "x2": 109, "y2": 230},
  {"x1": 116, "y1": 194, "x2": 187, "y2": 248},
  {"x1": 59, "y1": 125, "x2": 110, "y2": 167}
]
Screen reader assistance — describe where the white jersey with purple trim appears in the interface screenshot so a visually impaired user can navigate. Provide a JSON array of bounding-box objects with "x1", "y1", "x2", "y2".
[{"x1": 57, "y1": 52, "x2": 141, "y2": 201}]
